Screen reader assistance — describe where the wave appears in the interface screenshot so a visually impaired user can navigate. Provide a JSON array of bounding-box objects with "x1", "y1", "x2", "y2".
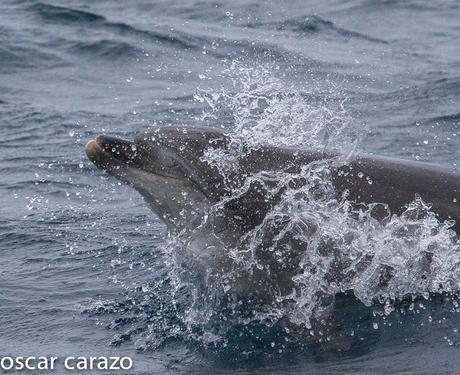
[
  {"x1": 363, "y1": 76, "x2": 460, "y2": 111},
  {"x1": 354, "y1": 0, "x2": 459, "y2": 12},
  {"x1": 427, "y1": 112, "x2": 460, "y2": 124},
  {"x1": 29, "y1": 2, "x2": 204, "y2": 52},
  {"x1": 67, "y1": 39, "x2": 139, "y2": 60},
  {"x1": 27, "y1": 3, "x2": 385, "y2": 66},
  {"x1": 29, "y1": 2, "x2": 105, "y2": 24},
  {"x1": 403, "y1": 76, "x2": 460, "y2": 100},
  {"x1": 247, "y1": 15, "x2": 388, "y2": 44},
  {"x1": 0, "y1": 46, "x2": 30, "y2": 66},
  {"x1": 0, "y1": 41, "x2": 64, "y2": 73},
  {"x1": 0, "y1": 45, "x2": 52, "y2": 72}
]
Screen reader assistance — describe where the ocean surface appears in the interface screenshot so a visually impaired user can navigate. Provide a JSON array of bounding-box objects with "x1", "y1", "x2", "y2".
[{"x1": 1, "y1": 0, "x2": 460, "y2": 374}]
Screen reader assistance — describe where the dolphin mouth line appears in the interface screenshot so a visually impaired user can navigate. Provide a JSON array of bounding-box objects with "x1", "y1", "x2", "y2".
[{"x1": 85, "y1": 136, "x2": 185, "y2": 182}]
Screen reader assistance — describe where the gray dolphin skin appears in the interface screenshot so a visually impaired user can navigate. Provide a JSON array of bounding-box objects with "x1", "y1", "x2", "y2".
[{"x1": 86, "y1": 126, "x2": 460, "y2": 236}]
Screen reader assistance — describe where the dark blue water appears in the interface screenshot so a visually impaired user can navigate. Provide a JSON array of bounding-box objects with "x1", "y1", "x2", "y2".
[{"x1": 2, "y1": 0, "x2": 460, "y2": 373}]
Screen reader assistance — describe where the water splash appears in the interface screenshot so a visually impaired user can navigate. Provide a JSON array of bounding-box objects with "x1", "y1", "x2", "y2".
[
  {"x1": 86, "y1": 62, "x2": 460, "y2": 353},
  {"x1": 188, "y1": 63, "x2": 460, "y2": 343},
  {"x1": 194, "y1": 61, "x2": 358, "y2": 154}
]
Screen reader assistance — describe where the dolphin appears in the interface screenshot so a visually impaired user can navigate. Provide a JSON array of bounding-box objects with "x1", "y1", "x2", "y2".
[
  {"x1": 85, "y1": 125, "x2": 460, "y2": 346},
  {"x1": 85, "y1": 126, "x2": 460, "y2": 237}
]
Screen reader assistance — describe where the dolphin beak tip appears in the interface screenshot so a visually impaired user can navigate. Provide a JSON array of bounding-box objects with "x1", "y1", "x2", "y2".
[
  {"x1": 85, "y1": 139, "x2": 104, "y2": 163},
  {"x1": 85, "y1": 138, "x2": 101, "y2": 151}
]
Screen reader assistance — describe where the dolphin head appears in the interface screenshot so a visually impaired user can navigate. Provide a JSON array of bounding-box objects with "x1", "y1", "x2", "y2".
[
  {"x1": 86, "y1": 126, "x2": 232, "y2": 233},
  {"x1": 86, "y1": 126, "x2": 327, "y2": 239}
]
